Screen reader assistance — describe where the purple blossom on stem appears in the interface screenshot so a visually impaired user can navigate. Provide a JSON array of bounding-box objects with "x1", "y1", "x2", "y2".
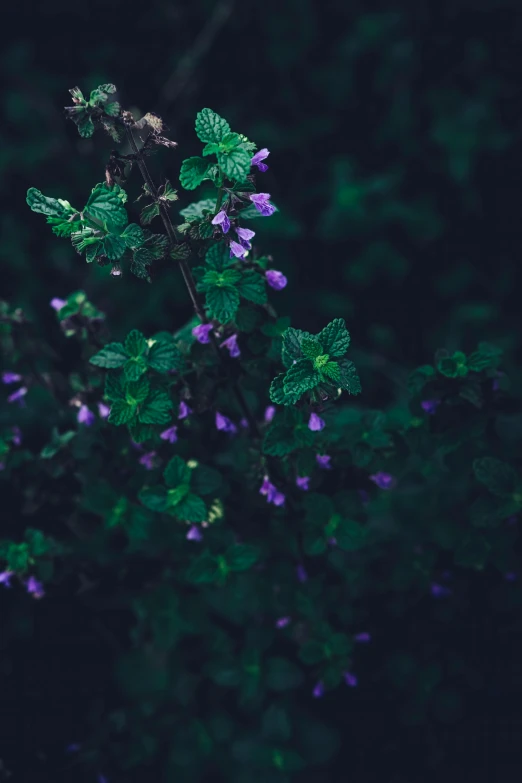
[
  {"x1": 313, "y1": 681, "x2": 325, "y2": 698},
  {"x1": 2, "y1": 372, "x2": 22, "y2": 384},
  {"x1": 431, "y1": 582, "x2": 451, "y2": 598},
  {"x1": 355, "y1": 632, "x2": 371, "y2": 643},
  {"x1": 178, "y1": 401, "x2": 192, "y2": 419},
  {"x1": 192, "y1": 323, "x2": 214, "y2": 344},
  {"x1": 229, "y1": 240, "x2": 248, "y2": 259},
  {"x1": 77, "y1": 405, "x2": 95, "y2": 426},
  {"x1": 50, "y1": 297, "x2": 67, "y2": 312},
  {"x1": 186, "y1": 525, "x2": 203, "y2": 542},
  {"x1": 11, "y1": 426, "x2": 22, "y2": 446},
  {"x1": 7, "y1": 387, "x2": 27, "y2": 404},
  {"x1": 236, "y1": 226, "x2": 255, "y2": 244},
  {"x1": 344, "y1": 672, "x2": 358, "y2": 687},
  {"x1": 259, "y1": 476, "x2": 285, "y2": 506},
  {"x1": 211, "y1": 210, "x2": 231, "y2": 234},
  {"x1": 296, "y1": 476, "x2": 310, "y2": 491},
  {"x1": 296, "y1": 564, "x2": 308, "y2": 583},
  {"x1": 249, "y1": 193, "x2": 276, "y2": 216},
  {"x1": 264, "y1": 405, "x2": 276, "y2": 423},
  {"x1": 421, "y1": 399, "x2": 440, "y2": 415},
  {"x1": 251, "y1": 148, "x2": 270, "y2": 172},
  {"x1": 216, "y1": 412, "x2": 237, "y2": 434},
  {"x1": 369, "y1": 472, "x2": 396, "y2": 490},
  {"x1": 316, "y1": 453, "x2": 331, "y2": 469},
  {"x1": 98, "y1": 402, "x2": 110, "y2": 419},
  {"x1": 26, "y1": 576, "x2": 45, "y2": 599},
  {"x1": 220, "y1": 333, "x2": 240, "y2": 358},
  {"x1": 0, "y1": 571, "x2": 13, "y2": 588},
  {"x1": 265, "y1": 269, "x2": 288, "y2": 290},
  {"x1": 308, "y1": 413, "x2": 325, "y2": 432},
  {"x1": 139, "y1": 451, "x2": 157, "y2": 470},
  {"x1": 160, "y1": 425, "x2": 178, "y2": 443},
  {"x1": 276, "y1": 616, "x2": 291, "y2": 629}
]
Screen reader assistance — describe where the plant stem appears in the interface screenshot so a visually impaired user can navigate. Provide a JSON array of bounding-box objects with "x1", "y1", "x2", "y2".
[{"x1": 124, "y1": 125, "x2": 259, "y2": 435}]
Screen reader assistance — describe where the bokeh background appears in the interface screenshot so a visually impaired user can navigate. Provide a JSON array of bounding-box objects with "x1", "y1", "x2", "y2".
[{"x1": 3, "y1": 0, "x2": 522, "y2": 780}]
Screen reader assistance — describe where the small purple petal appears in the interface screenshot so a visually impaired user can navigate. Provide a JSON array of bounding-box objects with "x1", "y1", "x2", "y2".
[
  {"x1": 186, "y1": 525, "x2": 203, "y2": 542},
  {"x1": 77, "y1": 405, "x2": 95, "y2": 426},
  {"x1": 296, "y1": 475, "x2": 310, "y2": 491},
  {"x1": 211, "y1": 210, "x2": 230, "y2": 234},
  {"x1": 276, "y1": 616, "x2": 291, "y2": 629},
  {"x1": 421, "y1": 399, "x2": 440, "y2": 415},
  {"x1": 316, "y1": 453, "x2": 331, "y2": 469},
  {"x1": 178, "y1": 401, "x2": 192, "y2": 420},
  {"x1": 216, "y1": 412, "x2": 237, "y2": 434},
  {"x1": 236, "y1": 226, "x2": 255, "y2": 242},
  {"x1": 26, "y1": 576, "x2": 45, "y2": 599},
  {"x1": 229, "y1": 240, "x2": 248, "y2": 259},
  {"x1": 328, "y1": 537, "x2": 337, "y2": 546},
  {"x1": 355, "y1": 632, "x2": 371, "y2": 643},
  {"x1": 139, "y1": 451, "x2": 157, "y2": 470},
  {"x1": 249, "y1": 193, "x2": 276, "y2": 216},
  {"x1": 2, "y1": 372, "x2": 22, "y2": 384},
  {"x1": 369, "y1": 472, "x2": 396, "y2": 490},
  {"x1": 192, "y1": 323, "x2": 214, "y2": 344},
  {"x1": 240, "y1": 417, "x2": 249, "y2": 429},
  {"x1": 160, "y1": 425, "x2": 178, "y2": 443},
  {"x1": 251, "y1": 148, "x2": 270, "y2": 171},
  {"x1": 313, "y1": 681, "x2": 324, "y2": 698},
  {"x1": 97, "y1": 402, "x2": 110, "y2": 419},
  {"x1": 7, "y1": 387, "x2": 27, "y2": 404},
  {"x1": 259, "y1": 476, "x2": 285, "y2": 506},
  {"x1": 296, "y1": 564, "x2": 308, "y2": 583},
  {"x1": 308, "y1": 413, "x2": 325, "y2": 432},
  {"x1": 220, "y1": 333, "x2": 240, "y2": 358},
  {"x1": 265, "y1": 269, "x2": 287, "y2": 291},
  {"x1": 344, "y1": 672, "x2": 358, "y2": 687},
  {"x1": 264, "y1": 405, "x2": 276, "y2": 423},
  {"x1": 431, "y1": 583, "x2": 452, "y2": 598},
  {"x1": 50, "y1": 297, "x2": 67, "y2": 312},
  {"x1": 0, "y1": 571, "x2": 13, "y2": 588},
  {"x1": 11, "y1": 426, "x2": 22, "y2": 446}
]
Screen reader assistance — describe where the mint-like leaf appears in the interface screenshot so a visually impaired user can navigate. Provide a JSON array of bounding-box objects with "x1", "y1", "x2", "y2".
[
  {"x1": 318, "y1": 318, "x2": 351, "y2": 357},
  {"x1": 180, "y1": 157, "x2": 209, "y2": 190},
  {"x1": 89, "y1": 343, "x2": 128, "y2": 369},
  {"x1": 195, "y1": 108, "x2": 231, "y2": 144}
]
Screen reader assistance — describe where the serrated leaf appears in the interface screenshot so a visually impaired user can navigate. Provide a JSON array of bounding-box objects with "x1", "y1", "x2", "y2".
[
  {"x1": 84, "y1": 183, "x2": 128, "y2": 230},
  {"x1": 225, "y1": 544, "x2": 259, "y2": 572},
  {"x1": 467, "y1": 343, "x2": 503, "y2": 372},
  {"x1": 105, "y1": 373, "x2": 125, "y2": 401},
  {"x1": 121, "y1": 223, "x2": 145, "y2": 248},
  {"x1": 473, "y1": 457, "x2": 519, "y2": 498},
  {"x1": 140, "y1": 202, "x2": 160, "y2": 225},
  {"x1": 26, "y1": 188, "x2": 75, "y2": 218},
  {"x1": 164, "y1": 455, "x2": 192, "y2": 488},
  {"x1": 166, "y1": 484, "x2": 190, "y2": 508},
  {"x1": 283, "y1": 359, "x2": 319, "y2": 398},
  {"x1": 143, "y1": 234, "x2": 169, "y2": 260},
  {"x1": 89, "y1": 342, "x2": 128, "y2": 369},
  {"x1": 218, "y1": 147, "x2": 251, "y2": 182},
  {"x1": 102, "y1": 232, "x2": 127, "y2": 260},
  {"x1": 175, "y1": 493, "x2": 207, "y2": 522},
  {"x1": 147, "y1": 338, "x2": 183, "y2": 373},
  {"x1": 301, "y1": 338, "x2": 323, "y2": 359},
  {"x1": 126, "y1": 377, "x2": 150, "y2": 405},
  {"x1": 202, "y1": 142, "x2": 221, "y2": 156},
  {"x1": 337, "y1": 359, "x2": 361, "y2": 395},
  {"x1": 124, "y1": 357, "x2": 148, "y2": 381},
  {"x1": 237, "y1": 270, "x2": 267, "y2": 304},
  {"x1": 139, "y1": 486, "x2": 169, "y2": 512},
  {"x1": 322, "y1": 361, "x2": 341, "y2": 382},
  {"x1": 180, "y1": 157, "x2": 209, "y2": 190},
  {"x1": 269, "y1": 372, "x2": 298, "y2": 405},
  {"x1": 162, "y1": 180, "x2": 178, "y2": 201},
  {"x1": 179, "y1": 199, "x2": 217, "y2": 220},
  {"x1": 108, "y1": 399, "x2": 136, "y2": 426},
  {"x1": 317, "y1": 318, "x2": 351, "y2": 357},
  {"x1": 205, "y1": 243, "x2": 232, "y2": 271},
  {"x1": 125, "y1": 330, "x2": 147, "y2": 358},
  {"x1": 170, "y1": 244, "x2": 191, "y2": 260},
  {"x1": 191, "y1": 465, "x2": 222, "y2": 496},
  {"x1": 206, "y1": 286, "x2": 240, "y2": 323},
  {"x1": 138, "y1": 390, "x2": 172, "y2": 425},
  {"x1": 281, "y1": 327, "x2": 313, "y2": 369},
  {"x1": 195, "y1": 108, "x2": 231, "y2": 143}
]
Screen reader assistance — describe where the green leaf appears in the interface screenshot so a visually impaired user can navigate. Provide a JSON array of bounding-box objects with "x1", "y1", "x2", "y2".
[
  {"x1": 89, "y1": 342, "x2": 128, "y2": 369},
  {"x1": 191, "y1": 465, "x2": 222, "y2": 496},
  {"x1": 170, "y1": 244, "x2": 191, "y2": 260},
  {"x1": 40, "y1": 428, "x2": 75, "y2": 459},
  {"x1": 263, "y1": 423, "x2": 297, "y2": 456},
  {"x1": 84, "y1": 183, "x2": 128, "y2": 230},
  {"x1": 322, "y1": 361, "x2": 341, "y2": 382},
  {"x1": 195, "y1": 108, "x2": 231, "y2": 144},
  {"x1": 467, "y1": 342, "x2": 503, "y2": 372},
  {"x1": 105, "y1": 373, "x2": 125, "y2": 401},
  {"x1": 164, "y1": 455, "x2": 192, "y2": 488},
  {"x1": 265, "y1": 658, "x2": 304, "y2": 691},
  {"x1": 7, "y1": 543, "x2": 30, "y2": 573},
  {"x1": 121, "y1": 223, "x2": 145, "y2": 248},
  {"x1": 138, "y1": 391, "x2": 172, "y2": 425},
  {"x1": 148, "y1": 338, "x2": 183, "y2": 373},
  {"x1": 281, "y1": 328, "x2": 313, "y2": 369},
  {"x1": 337, "y1": 359, "x2": 362, "y2": 395},
  {"x1": 437, "y1": 351, "x2": 468, "y2": 378},
  {"x1": 408, "y1": 364, "x2": 436, "y2": 393},
  {"x1": 127, "y1": 377, "x2": 151, "y2": 405},
  {"x1": 206, "y1": 286, "x2": 240, "y2": 323},
  {"x1": 166, "y1": 484, "x2": 191, "y2": 508},
  {"x1": 336, "y1": 519, "x2": 368, "y2": 551},
  {"x1": 108, "y1": 399, "x2": 136, "y2": 426},
  {"x1": 139, "y1": 485, "x2": 169, "y2": 512},
  {"x1": 225, "y1": 544, "x2": 259, "y2": 572},
  {"x1": 283, "y1": 359, "x2": 319, "y2": 398},
  {"x1": 26, "y1": 188, "x2": 75, "y2": 218},
  {"x1": 473, "y1": 457, "x2": 519, "y2": 498},
  {"x1": 128, "y1": 421, "x2": 154, "y2": 444},
  {"x1": 237, "y1": 270, "x2": 267, "y2": 305},
  {"x1": 175, "y1": 493, "x2": 207, "y2": 522},
  {"x1": 202, "y1": 141, "x2": 221, "y2": 156},
  {"x1": 180, "y1": 157, "x2": 209, "y2": 190},
  {"x1": 102, "y1": 232, "x2": 126, "y2": 260},
  {"x1": 318, "y1": 318, "x2": 351, "y2": 357},
  {"x1": 125, "y1": 329, "x2": 147, "y2": 358},
  {"x1": 206, "y1": 243, "x2": 233, "y2": 271},
  {"x1": 186, "y1": 552, "x2": 220, "y2": 584},
  {"x1": 140, "y1": 202, "x2": 160, "y2": 225},
  {"x1": 218, "y1": 147, "x2": 252, "y2": 182},
  {"x1": 123, "y1": 357, "x2": 148, "y2": 382},
  {"x1": 179, "y1": 199, "x2": 217, "y2": 220},
  {"x1": 142, "y1": 234, "x2": 169, "y2": 260},
  {"x1": 269, "y1": 373, "x2": 297, "y2": 406},
  {"x1": 301, "y1": 338, "x2": 323, "y2": 359}
]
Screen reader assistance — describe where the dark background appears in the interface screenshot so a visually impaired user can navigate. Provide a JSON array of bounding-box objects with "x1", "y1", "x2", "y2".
[{"x1": 2, "y1": 0, "x2": 522, "y2": 780}]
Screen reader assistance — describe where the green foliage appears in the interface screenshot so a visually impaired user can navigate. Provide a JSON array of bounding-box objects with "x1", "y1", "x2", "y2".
[{"x1": 180, "y1": 157, "x2": 211, "y2": 190}]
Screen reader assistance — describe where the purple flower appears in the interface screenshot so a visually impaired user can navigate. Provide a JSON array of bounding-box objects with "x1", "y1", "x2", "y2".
[
  {"x1": 139, "y1": 451, "x2": 157, "y2": 470},
  {"x1": 369, "y1": 472, "x2": 396, "y2": 490},
  {"x1": 239, "y1": 417, "x2": 249, "y2": 429},
  {"x1": 313, "y1": 681, "x2": 325, "y2": 698},
  {"x1": 236, "y1": 226, "x2": 255, "y2": 245},
  {"x1": 265, "y1": 269, "x2": 288, "y2": 290},
  {"x1": 26, "y1": 576, "x2": 45, "y2": 599},
  {"x1": 220, "y1": 333, "x2": 240, "y2": 358},
  {"x1": 308, "y1": 413, "x2": 325, "y2": 432},
  {"x1": 11, "y1": 426, "x2": 22, "y2": 446},
  {"x1": 431, "y1": 582, "x2": 451, "y2": 598},
  {"x1": 296, "y1": 475, "x2": 310, "y2": 491},
  {"x1": 421, "y1": 399, "x2": 440, "y2": 415},
  {"x1": 50, "y1": 297, "x2": 67, "y2": 312},
  {"x1": 276, "y1": 616, "x2": 291, "y2": 629},
  {"x1": 77, "y1": 404, "x2": 95, "y2": 426},
  {"x1": 296, "y1": 564, "x2": 308, "y2": 583},
  {"x1": 192, "y1": 323, "x2": 214, "y2": 344},
  {"x1": 328, "y1": 537, "x2": 337, "y2": 546},
  {"x1": 251, "y1": 148, "x2": 270, "y2": 172},
  {"x1": 229, "y1": 240, "x2": 248, "y2": 259},
  {"x1": 211, "y1": 210, "x2": 230, "y2": 234},
  {"x1": 0, "y1": 571, "x2": 13, "y2": 588},
  {"x1": 344, "y1": 672, "x2": 358, "y2": 687},
  {"x1": 216, "y1": 412, "x2": 237, "y2": 434},
  {"x1": 160, "y1": 425, "x2": 178, "y2": 443},
  {"x1": 2, "y1": 372, "x2": 22, "y2": 384},
  {"x1": 98, "y1": 402, "x2": 110, "y2": 419},
  {"x1": 355, "y1": 632, "x2": 371, "y2": 643},
  {"x1": 7, "y1": 387, "x2": 27, "y2": 404},
  {"x1": 178, "y1": 401, "x2": 192, "y2": 419},
  {"x1": 186, "y1": 525, "x2": 203, "y2": 542},
  {"x1": 264, "y1": 405, "x2": 276, "y2": 423},
  {"x1": 249, "y1": 193, "x2": 276, "y2": 217},
  {"x1": 316, "y1": 453, "x2": 331, "y2": 469},
  {"x1": 259, "y1": 476, "x2": 285, "y2": 506}
]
